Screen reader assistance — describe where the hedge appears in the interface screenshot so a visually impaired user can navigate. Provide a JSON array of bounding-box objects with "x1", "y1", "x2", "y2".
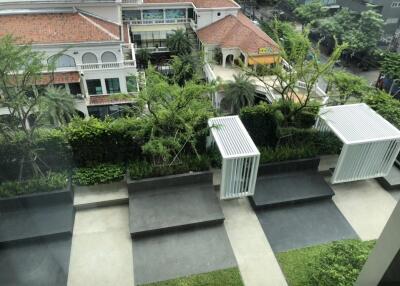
[
  {"x1": 64, "y1": 117, "x2": 146, "y2": 167},
  {"x1": 363, "y1": 90, "x2": 400, "y2": 129},
  {"x1": 72, "y1": 164, "x2": 126, "y2": 186},
  {"x1": 0, "y1": 172, "x2": 68, "y2": 198}
]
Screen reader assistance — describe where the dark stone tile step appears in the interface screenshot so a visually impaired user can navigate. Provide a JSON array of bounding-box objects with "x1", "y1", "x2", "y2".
[
  {"x1": 249, "y1": 171, "x2": 334, "y2": 209},
  {"x1": 132, "y1": 224, "x2": 237, "y2": 285},
  {"x1": 129, "y1": 182, "x2": 224, "y2": 238}
]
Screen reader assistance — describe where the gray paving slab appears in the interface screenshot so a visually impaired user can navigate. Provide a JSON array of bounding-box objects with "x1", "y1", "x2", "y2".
[
  {"x1": 256, "y1": 200, "x2": 358, "y2": 253},
  {"x1": 0, "y1": 235, "x2": 72, "y2": 286},
  {"x1": 250, "y1": 171, "x2": 334, "y2": 208},
  {"x1": 132, "y1": 225, "x2": 237, "y2": 285},
  {"x1": 390, "y1": 190, "x2": 400, "y2": 201},
  {"x1": 0, "y1": 201, "x2": 74, "y2": 243},
  {"x1": 129, "y1": 183, "x2": 224, "y2": 237}
]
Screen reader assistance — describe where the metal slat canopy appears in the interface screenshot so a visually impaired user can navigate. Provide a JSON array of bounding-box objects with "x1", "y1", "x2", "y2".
[
  {"x1": 316, "y1": 103, "x2": 400, "y2": 184},
  {"x1": 209, "y1": 116, "x2": 260, "y2": 199}
]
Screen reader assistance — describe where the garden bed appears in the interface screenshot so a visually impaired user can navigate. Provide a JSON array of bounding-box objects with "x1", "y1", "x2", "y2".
[{"x1": 258, "y1": 157, "x2": 320, "y2": 176}]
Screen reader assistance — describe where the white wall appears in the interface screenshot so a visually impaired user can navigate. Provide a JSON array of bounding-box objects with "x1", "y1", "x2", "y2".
[
  {"x1": 79, "y1": 5, "x2": 121, "y2": 23},
  {"x1": 196, "y1": 8, "x2": 239, "y2": 29}
]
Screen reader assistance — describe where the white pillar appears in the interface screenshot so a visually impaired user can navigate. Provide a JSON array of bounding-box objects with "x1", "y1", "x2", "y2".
[
  {"x1": 101, "y1": 78, "x2": 107, "y2": 95},
  {"x1": 355, "y1": 201, "x2": 400, "y2": 285}
]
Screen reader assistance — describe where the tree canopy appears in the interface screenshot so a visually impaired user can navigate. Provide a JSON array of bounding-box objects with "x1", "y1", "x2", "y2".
[
  {"x1": 166, "y1": 29, "x2": 193, "y2": 56},
  {"x1": 294, "y1": 0, "x2": 328, "y2": 27},
  {"x1": 380, "y1": 52, "x2": 400, "y2": 80}
]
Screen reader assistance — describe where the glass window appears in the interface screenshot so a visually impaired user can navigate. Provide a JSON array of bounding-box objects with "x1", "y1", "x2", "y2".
[
  {"x1": 101, "y1": 52, "x2": 117, "y2": 63},
  {"x1": 82, "y1": 52, "x2": 98, "y2": 64},
  {"x1": 68, "y1": 83, "x2": 82, "y2": 95},
  {"x1": 166, "y1": 9, "x2": 185, "y2": 19},
  {"x1": 143, "y1": 9, "x2": 163, "y2": 20},
  {"x1": 126, "y1": 76, "x2": 138, "y2": 92},
  {"x1": 86, "y1": 79, "x2": 103, "y2": 95},
  {"x1": 105, "y1": 78, "x2": 121, "y2": 94},
  {"x1": 53, "y1": 54, "x2": 76, "y2": 68},
  {"x1": 122, "y1": 10, "x2": 141, "y2": 20}
]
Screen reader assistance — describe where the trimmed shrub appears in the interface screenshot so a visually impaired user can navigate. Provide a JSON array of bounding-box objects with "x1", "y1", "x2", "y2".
[
  {"x1": 0, "y1": 172, "x2": 68, "y2": 198},
  {"x1": 309, "y1": 240, "x2": 375, "y2": 286},
  {"x1": 64, "y1": 117, "x2": 146, "y2": 166},
  {"x1": 128, "y1": 156, "x2": 210, "y2": 180},
  {"x1": 73, "y1": 164, "x2": 126, "y2": 186},
  {"x1": 240, "y1": 103, "x2": 279, "y2": 147},
  {"x1": 260, "y1": 145, "x2": 317, "y2": 164}
]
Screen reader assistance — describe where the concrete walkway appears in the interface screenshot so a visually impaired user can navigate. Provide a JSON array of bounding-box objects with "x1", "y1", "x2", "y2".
[
  {"x1": 330, "y1": 178, "x2": 398, "y2": 241},
  {"x1": 220, "y1": 198, "x2": 287, "y2": 286},
  {"x1": 67, "y1": 205, "x2": 133, "y2": 286}
]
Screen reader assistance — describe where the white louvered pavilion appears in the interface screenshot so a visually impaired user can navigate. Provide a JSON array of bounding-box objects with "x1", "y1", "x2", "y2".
[
  {"x1": 208, "y1": 116, "x2": 260, "y2": 199},
  {"x1": 316, "y1": 103, "x2": 400, "y2": 184}
]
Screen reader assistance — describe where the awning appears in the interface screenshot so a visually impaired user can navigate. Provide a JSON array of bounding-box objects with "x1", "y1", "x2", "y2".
[{"x1": 248, "y1": 55, "x2": 280, "y2": 65}]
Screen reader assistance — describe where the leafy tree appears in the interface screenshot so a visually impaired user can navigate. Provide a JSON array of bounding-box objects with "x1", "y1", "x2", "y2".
[
  {"x1": 166, "y1": 29, "x2": 192, "y2": 56},
  {"x1": 242, "y1": 24, "x2": 345, "y2": 126},
  {"x1": 0, "y1": 35, "x2": 76, "y2": 178},
  {"x1": 326, "y1": 70, "x2": 370, "y2": 104},
  {"x1": 136, "y1": 48, "x2": 151, "y2": 69},
  {"x1": 295, "y1": 0, "x2": 327, "y2": 28},
  {"x1": 222, "y1": 74, "x2": 256, "y2": 114},
  {"x1": 380, "y1": 52, "x2": 400, "y2": 80},
  {"x1": 138, "y1": 66, "x2": 214, "y2": 165},
  {"x1": 170, "y1": 53, "x2": 203, "y2": 86}
]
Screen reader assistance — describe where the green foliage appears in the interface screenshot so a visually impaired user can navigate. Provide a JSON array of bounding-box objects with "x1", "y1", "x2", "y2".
[
  {"x1": 363, "y1": 90, "x2": 400, "y2": 129},
  {"x1": 138, "y1": 67, "x2": 214, "y2": 164},
  {"x1": 326, "y1": 70, "x2": 370, "y2": 104},
  {"x1": 136, "y1": 49, "x2": 151, "y2": 68},
  {"x1": 140, "y1": 268, "x2": 244, "y2": 286},
  {"x1": 128, "y1": 155, "x2": 209, "y2": 180},
  {"x1": 166, "y1": 29, "x2": 192, "y2": 56},
  {"x1": 295, "y1": 0, "x2": 327, "y2": 26},
  {"x1": 309, "y1": 240, "x2": 376, "y2": 286},
  {"x1": 277, "y1": 240, "x2": 376, "y2": 286},
  {"x1": 214, "y1": 48, "x2": 223, "y2": 65},
  {"x1": 380, "y1": 52, "x2": 400, "y2": 80},
  {"x1": 240, "y1": 103, "x2": 279, "y2": 147},
  {"x1": 0, "y1": 172, "x2": 68, "y2": 198},
  {"x1": 107, "y1": 93, "x2": 135, "y2": 101},
  {"x1": 222, "y1": 73, "x2": 256, "y2": 114},
  {"x1": 260, "y1": 145, "x2": 317, "y2": 164},
  {"x1": 73, "y1": 164, "x2": 125, "y2": 186},
  {"x1": 64, "y1": 117, "x2": 145, "y2": 166},
  {"x1": 170, "y1": 54, "x2": 202, "y2": 86}
]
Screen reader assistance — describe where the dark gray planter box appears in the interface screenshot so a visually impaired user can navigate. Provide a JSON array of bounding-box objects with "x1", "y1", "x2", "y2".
[
  {"x1": 0, "y1": 178, "x2": 75, "y2": 244},
  {"x1": 258, "y1": 157, "x2": 320, "y2": 176}
]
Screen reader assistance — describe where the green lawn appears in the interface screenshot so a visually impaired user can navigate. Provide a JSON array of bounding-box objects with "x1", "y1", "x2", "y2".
[
  {"x1": 139, "y1": 268, "x2": 244, "y2": 286},
  {"x1": 276, "y1": 240, "x2": 376, "y2": 286}
]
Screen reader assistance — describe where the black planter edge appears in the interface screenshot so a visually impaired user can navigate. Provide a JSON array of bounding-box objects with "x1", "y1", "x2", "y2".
[{"x1": 258, "y1": 157, "x2": 321, "y2": 176}]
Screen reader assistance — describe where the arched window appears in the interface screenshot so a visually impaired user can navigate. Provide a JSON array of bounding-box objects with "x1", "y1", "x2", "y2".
[
  {"x1": 82, "y1": 52, "x2": 98, "y2": 64},
  {"x1": 54, "y1": 54, "x2": 76, "y2": 68},
  {"x1": 101, "y1": 51, "x2": 117, "y2": 63}
]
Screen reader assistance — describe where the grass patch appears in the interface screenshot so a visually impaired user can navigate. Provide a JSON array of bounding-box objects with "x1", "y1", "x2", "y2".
[
  {"x1": 139, "y1": 268, "x2": 244, "y2": 286},
  {"x1": 276, "y1": 240, "x2": 376, "y2": 286}
]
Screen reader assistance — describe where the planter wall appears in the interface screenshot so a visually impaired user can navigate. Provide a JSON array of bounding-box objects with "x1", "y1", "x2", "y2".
[
  {"x1": 258, "y1": 157, "x2": 320, "y2": 176},
  {"x1": 127, "y1": 171, "x2": 213, "y2": 193}
]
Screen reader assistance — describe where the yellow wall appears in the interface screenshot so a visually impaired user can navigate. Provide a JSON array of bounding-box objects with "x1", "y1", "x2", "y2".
[{"x1": 248, "y1": 55, "x2": 280, "y2": 65}]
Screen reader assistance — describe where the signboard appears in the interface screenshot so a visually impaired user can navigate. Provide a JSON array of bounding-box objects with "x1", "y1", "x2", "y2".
[{"x1": 258, "y1": 47, "x2": 273, "y2": 55}]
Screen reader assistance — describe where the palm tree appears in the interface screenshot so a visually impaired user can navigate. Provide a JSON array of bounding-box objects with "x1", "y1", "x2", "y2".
[
  {"x1": 166, "y1": 29, "x2": 192, "y2": 56},
  {"x1": 222, "y1": 73, "x2": 256, "y2": 114},
  {"x1": 38, "y1": 86, "x2": 76, "y2": 126}
]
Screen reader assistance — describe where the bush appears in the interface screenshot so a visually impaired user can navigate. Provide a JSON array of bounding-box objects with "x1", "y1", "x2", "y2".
[
  {"x1": 309, "y1": 240, "x2": 375, "y2": 286},
  {"x1": 128, "y1": 156, "x2": 210, "y2": 180},
  {"x1": 0, "y1": 129, "x2": 71, "y2": 181},
  {"x1": 73, "y1": 164, "x2": 126, "y2": 186},
  {"x1": 260, "y1": 145, "x2": 317, "y2": 164},
  {"x1": 240, "y1": 103, "x2": 279, "y2": 147},
  {"x1": 363, "y1": 90, "x2": 400, "y2": 129},
  {"x1": 0, "y1": 172, "x2": 68, "y2": 198},
  {"x1": 64, "y1": 117, "x2": 146, "y2": 167}
]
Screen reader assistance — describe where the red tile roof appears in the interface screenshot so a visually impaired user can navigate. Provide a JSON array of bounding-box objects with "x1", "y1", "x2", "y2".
[
  {"x1": 143, "y1": 0, "x2": 239, "y2": 8},
  {"x1": 89, "y1": 95, "x2": 134, "y2": 106},
  {"x1": 0, "y1": 12, "x2": 121, "y2": 45},
  {"x1": 197, "y1": 12, "x2": 279, "y2": 54}
]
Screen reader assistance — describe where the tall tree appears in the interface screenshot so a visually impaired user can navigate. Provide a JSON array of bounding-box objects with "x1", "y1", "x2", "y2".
[
  {"x1": 380, "y1": 52, "x2": 400, "y2": 80},
  {"x1": 166, "y1": 29, "x2": 193, "y2": 56},
  {"x1": 0, "y1": 35, "x2": 76, "y2": 178},
  {"x1": 295, "y1": 0, "x2": 327, "y2": 29},
  {"x1": 222, "y1": 73, "x2": 256, "y2": 114},
  {"x1": 170, "y1": 53, "x2": 203, "y2": 86}
]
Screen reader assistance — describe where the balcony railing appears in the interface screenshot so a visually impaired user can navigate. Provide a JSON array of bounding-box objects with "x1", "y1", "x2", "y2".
[
  {"x1": 121, "y1": 0, "x2": 143, "y2": 3},
  {"x1": 126, "y1": 18, "x2": 189, "y2": 25},
  {"x1": 77, "y1": 60, "x2": 136, "y2": 71},
  {"x1": 190, "y1": 19, "x2": 197, "y2": 31}
]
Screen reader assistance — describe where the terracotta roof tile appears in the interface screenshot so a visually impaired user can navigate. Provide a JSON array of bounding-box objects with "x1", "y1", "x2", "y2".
[
  {"x1": 0, "y1": 12, "x2": 121, "y2": 44},
  {"x1": 143, "y1": 0, "x2": 239, "y2": 8},
  {"x1": 89, "y1": 95, "x2": 134, "y2": 106},
  {"x1": 197, "y1": 12, "x2": 279, "y2": 54}
]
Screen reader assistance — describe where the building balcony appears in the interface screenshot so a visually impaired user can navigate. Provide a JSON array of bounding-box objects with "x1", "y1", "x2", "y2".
[
  {"x1": 190, "y1": 19, "x2": 197, "y2": 31},
  {"x1": 126, "y1": 18, "x2": 189, "y2": 25},
  {"x1": 77, "y1": 60, "x2": 136, "y2": 71},
  {"x1": 121, "y1": 0, "x2": 143, "y2": 4}
]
